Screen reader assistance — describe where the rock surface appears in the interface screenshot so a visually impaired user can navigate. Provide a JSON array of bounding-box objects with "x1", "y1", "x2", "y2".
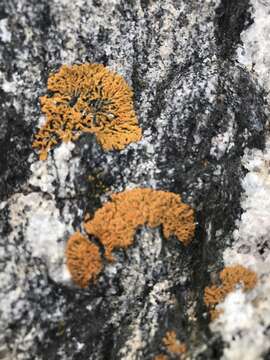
[{"x1": 0, "y1": 0, "x2": 270, "y2": 359}]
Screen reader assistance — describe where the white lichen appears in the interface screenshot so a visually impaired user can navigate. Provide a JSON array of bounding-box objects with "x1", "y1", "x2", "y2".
[
  {"x1": 237, "y1": 0, "x2": 270, "y2": 99},
  {"x1": 29, "y1": 142, "x2": 79, "y2": 197},
  {"x1": 211, "y1": 140, "x2": 270, "y2": 360},
  {"x1": 0, "y1": 19, "x2": 11, "y2": 43}
]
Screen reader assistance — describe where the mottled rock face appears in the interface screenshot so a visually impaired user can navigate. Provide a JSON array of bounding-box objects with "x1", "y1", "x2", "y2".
[{"x1": 0, "y1": 1, "x2": 269, "y2": 359}]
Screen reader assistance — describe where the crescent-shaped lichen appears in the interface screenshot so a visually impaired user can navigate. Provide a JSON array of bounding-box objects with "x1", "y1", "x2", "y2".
[
  {"x1": 66, "y1": 189, "x2": 195, "y2": 287},
  {"x1": 84, "y1": 188, "x2": 195, "y2": 261}
]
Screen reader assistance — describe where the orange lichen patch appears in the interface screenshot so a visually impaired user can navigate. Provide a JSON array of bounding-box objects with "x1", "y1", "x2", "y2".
[
  {"x1": 84, "y1": 188, "x2": 195, "y2": 261},
  {"x1": 65, "y1": 231, "x2": 103, "y2": 288},
  {"x1": 33, "y1": 63, "x2": 142, "y2": 160},
  {"x1": 153, "y1": 355, "x2": 169, "y2": 360},
  {"x1": 204, "y1": 265, "x2": 257, "y2": 320},
  {"x1": 162, "y1": 331, "x2": 187, "y2": 355}
]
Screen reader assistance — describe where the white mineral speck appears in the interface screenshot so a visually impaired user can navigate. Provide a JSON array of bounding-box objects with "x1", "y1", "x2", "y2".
[{"x1": 0, "y1": 19, "x2": 11, "y2": 42}]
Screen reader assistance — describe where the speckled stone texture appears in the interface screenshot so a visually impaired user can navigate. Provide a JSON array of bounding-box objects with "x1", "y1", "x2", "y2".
[{"x1": 0, "y1": 1, "x2": 268, "y2": 359}]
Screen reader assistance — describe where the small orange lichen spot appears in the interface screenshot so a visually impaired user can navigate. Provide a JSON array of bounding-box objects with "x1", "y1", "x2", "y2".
[
  {"x1": 33, "y1": 63, "x2": 142, "y2": 160},
  {"x1": 204, "y1": 265, "x2": 257, "y2": 320},
  {"x1": 163, "y1": 331, "x2": 187, "y2": 355},
  {"x1": 153, "y1": 355, "x2": 169, "y2": 360},
  {"x1": 65, "y1": 231, "x2": 103, "y2": 288},
  {"x1": 209, "y1": 308, "x2": 223, "y2": 321},
  {"x1": 219, "y1": 265, "x2": 257, "y2": 291},
  {"x1": 84, "y1": 188, "x2": 195, "y2": 261}
]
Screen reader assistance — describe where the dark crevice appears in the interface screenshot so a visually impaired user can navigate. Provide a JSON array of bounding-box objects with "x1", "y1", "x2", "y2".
[{"x1": 215, "y1": 0, "x2": 253, "y2": 59}]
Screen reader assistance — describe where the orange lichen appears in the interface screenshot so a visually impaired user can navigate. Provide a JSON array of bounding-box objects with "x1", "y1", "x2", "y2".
[
  {"x1": 33, "y1": 63, "x2": 142, "y2": 160},
  {"x1": 153, "y1": 355, "x2": 169, "y2": 360},
  {"x1": 204, "y1": 265, "x2": 257, "y2": 320},
  {"x1": 162, "y1": 331, "x2": 187, "y2": 355},
  {"x1": 208, "y1": 308, "x2": 223, "y2": 321},
  {"x1": 65, "y1": 231, "x2": 103, "y2": 288},
  {"x1": 84, "y1": 188, "x2": 195, "y2": 261}
]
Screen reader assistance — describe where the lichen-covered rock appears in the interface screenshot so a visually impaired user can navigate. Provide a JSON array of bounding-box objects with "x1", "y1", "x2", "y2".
[{"x1": 0, "y1": 0, "x2": 270, "y2": 359}]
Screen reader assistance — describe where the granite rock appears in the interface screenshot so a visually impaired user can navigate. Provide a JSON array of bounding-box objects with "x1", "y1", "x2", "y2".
[{"x1": 0, "y1": 0, "x2": 269, "y2": 359}]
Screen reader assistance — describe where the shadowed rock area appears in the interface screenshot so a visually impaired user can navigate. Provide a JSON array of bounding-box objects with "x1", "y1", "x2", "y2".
[{"x1": 0, "y1": 1, "x2": 268, "y2": 359}]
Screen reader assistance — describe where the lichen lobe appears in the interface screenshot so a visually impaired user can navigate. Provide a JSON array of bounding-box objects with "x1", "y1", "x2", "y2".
[
  {"x1": 163, "y1": 330, "x2": 187, "y2": 355},
  {"x1": 65, "y1": 231, "x2": 103, "y2": 288}
]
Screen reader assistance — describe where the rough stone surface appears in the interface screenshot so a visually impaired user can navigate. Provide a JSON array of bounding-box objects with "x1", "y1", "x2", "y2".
[{"x1": 0, "y1": 0, "x2": 270, "y2": 359}]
